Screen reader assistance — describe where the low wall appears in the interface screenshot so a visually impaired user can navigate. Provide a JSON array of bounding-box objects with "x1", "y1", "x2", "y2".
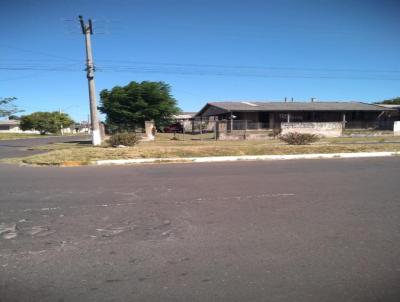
[
  {"x1": 218, "y1": 133, "x2": 244, "y2": 141},
  {"x1": 0, "y1": 126, "x2": 40, "y2": 134},
  {"x1": 281, "y1": 122, "x2": 343, "y2": 137},
  {"x1": 394, "y1": 121, "x2": 400, "y2": 135},
  {"x1": 245, "y1": 133, "x2": 273, "y2": 140},
  {"x1": 218, "y1": 131, "x2": 273, "y2": 141}
]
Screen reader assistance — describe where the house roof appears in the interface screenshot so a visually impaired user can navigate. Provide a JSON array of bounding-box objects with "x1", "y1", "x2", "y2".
[
  {"x1": 196, "y1": 101, "x2": 393, "y2": 117},
  {"x1": 0, "y1": 119, "x2": 20, "y2": 126}
]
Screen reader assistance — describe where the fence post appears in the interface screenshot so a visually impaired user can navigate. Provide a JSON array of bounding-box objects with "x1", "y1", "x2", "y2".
[
  {"x1": 230, "y1": 112, "x2": 234, "y2": 133},
  {"x1": 200, "y1": 117, "x2": 203, "y2": 140},
  {"x1": 214, "y1": 120, "x2": 218, "y2": 140},
  {"x1": 342, "y1": 113, "x2": 346, "y2": 129},
  {"x1": 244, "y1": 119, "x2": 247, "y2": 140}
]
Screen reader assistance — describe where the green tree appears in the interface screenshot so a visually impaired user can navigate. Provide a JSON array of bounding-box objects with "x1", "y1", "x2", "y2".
[
  {"x1": 7, "y1": 115, "x2": 20, "y2": 120},
  {"x1": 99, "y1": 81, "x2": 180, "y2": 131},
  {"x1": 20, "y1": 112, "x2": 74, "y2": 135},
  {"x1": 376, "y1": 97, "x2": 400, "y2": 105},
  {"x1": 0, "y1": 97, "x2": 21, "y2": 117}
]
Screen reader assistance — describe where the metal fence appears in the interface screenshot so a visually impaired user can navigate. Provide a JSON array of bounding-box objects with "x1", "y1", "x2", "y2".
[
  {"x1": 156, "y1": 119, "x2": 272, "y2": 141},
  {"x1": 345, "y1": 120, "x2": 394, "y2": 130},
  {"x1": 227, "y1": 120, "x2": 269, "y2": 131},
  {"x1": 107, "y1": 119, "x2": 397, "y2": 141}
]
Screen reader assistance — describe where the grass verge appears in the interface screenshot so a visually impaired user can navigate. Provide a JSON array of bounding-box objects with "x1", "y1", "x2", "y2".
[
  {"x1": 2, "y1": 134, "x2": 400, "y2": 166},
  {"x1": 0, "y1": 133, "x2": 43, "y2": 140}
]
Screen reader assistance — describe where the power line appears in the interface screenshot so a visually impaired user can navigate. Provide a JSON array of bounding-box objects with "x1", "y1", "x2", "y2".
[
  {"x1": 0, "y1": 67, "x2": 82, "y2": 71},
  {"x1": 3, "y1": 49, "x2": 400, "y2": 75},
  {"x1": 95, "y1": 59, "x2": 400, "y2": 74},
  {"x1": 2, "y1": 59, "x2": 400, "y2": 81},
  {"x1": 100, "y1": 72, "x2": 400, "y2": 81},
  {"x1": 0, "y1": 71, "x2": 49, "y2": 82},
  {"x1": 0, "y1": 44, "x2": 80, "y2": 62},
  {"x1": 2, "y1": 65, "x2": 400, "y2": 80},
  {"x1": 95, "y1": 64, "x2": 400, "y2": 80}
]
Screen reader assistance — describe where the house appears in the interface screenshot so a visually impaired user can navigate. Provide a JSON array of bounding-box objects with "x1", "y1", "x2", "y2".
[
  {"x1": 0, "y1": 120, "x2": 22, "y2": 132},
  {"x1": 195, "y1": 101, "x2": 395, "y2": 130},
  {"x1": 0, "y1": 120, "x2": 40, "y2": 133},
  {"x1": 72, "y1": 122, "x2": 91, "y2": 134}
]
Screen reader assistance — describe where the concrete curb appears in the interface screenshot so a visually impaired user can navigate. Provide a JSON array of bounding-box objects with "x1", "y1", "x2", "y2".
[{"x1": 96, "y1": 151, "x2": 400, "y2": 166}]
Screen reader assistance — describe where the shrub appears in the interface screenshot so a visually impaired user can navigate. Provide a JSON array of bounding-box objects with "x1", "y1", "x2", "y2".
[
  {"x1": 279, "y1": 132, "x2": 320, "y2": 145},
  {"x1": 108, "y1": 132, "x2": 139, "y2": 147}
]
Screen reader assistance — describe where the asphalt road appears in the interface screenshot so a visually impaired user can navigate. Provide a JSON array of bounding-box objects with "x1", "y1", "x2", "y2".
[
  {"x1": 0, "y1": 158, "x2": 399, "y2": 302},
  {"x1": 0, "y1": 135, "x2": 91, "y2": 159}
]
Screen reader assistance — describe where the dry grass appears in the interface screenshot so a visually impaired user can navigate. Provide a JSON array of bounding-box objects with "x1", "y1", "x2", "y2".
[
  {"x1": 0, "y1": 133, "x2": 43, "y2": 140},
  {"x1": 3, "y1": 133, "x2": 400, "y2": 165}
]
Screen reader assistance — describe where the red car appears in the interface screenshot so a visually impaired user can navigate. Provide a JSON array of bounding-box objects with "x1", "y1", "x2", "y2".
[{"x1": 163, "y1": 123, "x2": 184, "y2": 133}]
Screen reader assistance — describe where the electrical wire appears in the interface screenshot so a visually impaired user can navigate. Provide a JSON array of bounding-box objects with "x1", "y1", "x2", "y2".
[
  {"x1": 0, "y1": 44, "x2": 80, "y2": 62},
  {"x1": 1, "y1": 60, "x2": 400, "y2": 81}
]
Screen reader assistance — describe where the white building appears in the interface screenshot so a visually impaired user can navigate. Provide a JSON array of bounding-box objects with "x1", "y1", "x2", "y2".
[
  {"x1": 0, "y1": 119, "x2": 88, "y2": 134},
  {"x1": 0, "y1": 120, "x2": 39, "y2": 133}
]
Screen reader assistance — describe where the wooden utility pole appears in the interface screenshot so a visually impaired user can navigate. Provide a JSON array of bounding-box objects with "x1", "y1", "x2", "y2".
[{"x1": 79, "y1": 15, "x2": 102, "y2": 145}]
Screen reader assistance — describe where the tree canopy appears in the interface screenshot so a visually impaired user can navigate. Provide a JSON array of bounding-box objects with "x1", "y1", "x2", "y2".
[
  {"x1": 376, "y1": 97, "x2": 400, "y2": 105},
  {"x1": 99, "y1": 81, "x2": 180, "y2": 130},
  {"x1": 0, "y1": 97, "x2": 21, "y2": 117},
  {"x1": 7, "y1": 115, "x2": 20, "y2": 120},
  {"x1": 20, "y1": 112, "x2": 74, "y2": 135}
]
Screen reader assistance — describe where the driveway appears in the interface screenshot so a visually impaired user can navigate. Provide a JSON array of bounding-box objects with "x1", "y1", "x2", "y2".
[
  {"x1": 0, "y1": 135, "x2": 91, "y2": 159},
  {"x1": 0, "y1": 158, "x2": 399, "y2": 301}
]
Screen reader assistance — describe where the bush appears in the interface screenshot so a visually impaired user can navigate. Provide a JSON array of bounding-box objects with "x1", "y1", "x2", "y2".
[
  {"x1": 108, "y1": 132, "x2": 139, "y2": 147},
  {"x1": 279, "y1": 132, "x2": 320, "y2": 145}
]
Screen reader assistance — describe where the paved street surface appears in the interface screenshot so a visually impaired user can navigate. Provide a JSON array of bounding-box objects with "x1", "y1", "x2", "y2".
[
  {"x1": 0, "y1": 135, "x2": 90, "y2": 159},
  {"x1": 0, "y1": 158, "x2": 399, "y2": 302}
]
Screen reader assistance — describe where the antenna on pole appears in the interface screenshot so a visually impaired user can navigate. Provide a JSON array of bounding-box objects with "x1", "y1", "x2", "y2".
[
  {"x1": 79, "y1": 15, "x2": 85, "y2": 34},
  {"x1": 88, "y1": 19, "x2": 93, "y2": 35}
]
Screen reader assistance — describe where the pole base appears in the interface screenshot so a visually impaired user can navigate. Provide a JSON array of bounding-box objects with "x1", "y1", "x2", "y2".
[{"x1": 92, "y1": 129, "x2": 102, "y2": 146}]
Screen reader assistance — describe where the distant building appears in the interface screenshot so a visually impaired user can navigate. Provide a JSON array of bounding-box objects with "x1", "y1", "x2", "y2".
[
  {"x1": 0, "y1": 120, "x2": 40, "y2": 133},
  {"x1": 0, "y1": 119, "x2": 87, "y2": 134},
  {"x1": 173, "y1": 112, "x2": 196, "y2": 132},
  {"x1": 0, "y1": 120, "x2": 22, "y2": 132},
  {"x1": 72, "y1": 122, "x2": 91, "y2": 133}
]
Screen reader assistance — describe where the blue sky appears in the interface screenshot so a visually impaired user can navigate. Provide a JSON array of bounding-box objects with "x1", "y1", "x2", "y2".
[{"x1": 1, "y1": 0, "x2": 399, "y2": 122}]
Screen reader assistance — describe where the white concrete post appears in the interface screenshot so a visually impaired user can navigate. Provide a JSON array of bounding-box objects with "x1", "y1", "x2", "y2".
[
  {"x1": 394, "y1": 121, "x2": 400, "y2": 136},
  {"x1": 342, "y1": 113, "x2": 346, "y2": 129},
  {"x1": 230, "y1": 112, "x2": 233, "y2": 133},
  {"x1": 145, "y1": 120, "x2": 155, "y2": 141}
]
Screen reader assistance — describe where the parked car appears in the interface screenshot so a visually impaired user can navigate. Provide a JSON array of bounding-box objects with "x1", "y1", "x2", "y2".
[{"x1": 163, "y1": 123, "x2": 184, "y2": 133}]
